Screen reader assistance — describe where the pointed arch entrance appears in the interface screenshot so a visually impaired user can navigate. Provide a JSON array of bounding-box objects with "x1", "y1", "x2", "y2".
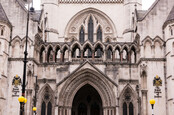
[
  {"x1": 58, "y1": 67, "x2": 117, "y2": 115},
  {"x1": 72, "y1": 84, "x2": 102, "y2": 115}
]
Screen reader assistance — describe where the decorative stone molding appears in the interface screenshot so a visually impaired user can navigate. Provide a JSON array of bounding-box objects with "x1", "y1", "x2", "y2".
[
  {"x1": 119, "y1": 79, "x2": 139, "y2": 85},
  {"x1": 58, "y1": 0, "x2": 123, "y2": 4},
  {"x1": 38, "y1": 78, "x2": 56, "y2": 84}
]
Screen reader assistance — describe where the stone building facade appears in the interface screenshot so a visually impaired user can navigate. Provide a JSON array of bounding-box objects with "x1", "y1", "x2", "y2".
[{"x1": 0, "y1": 0, "x2": 174, "y2": 115}]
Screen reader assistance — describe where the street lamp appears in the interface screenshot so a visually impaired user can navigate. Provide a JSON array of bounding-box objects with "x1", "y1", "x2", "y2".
[
  {"x1": 33, "y1": 76, "x2": 38, "y2": 115},
  {"x1": 32, "y1": 107, "x2": 37, "y2": 115},
  {"x1": 18, "y1": 2, "x2": 34, "y2": 115},
  {"x1": 18, "y1": 96, "x2": 27, "y2": 115},
  {"x1": 149, "y1": 99, "x2": 155, "y2": 115}
]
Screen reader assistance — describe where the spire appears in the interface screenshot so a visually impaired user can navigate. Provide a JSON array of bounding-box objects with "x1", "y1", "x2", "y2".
[
  {"x1": 0, "y1": 3, "x2": 11, "y2": 26},
  {"x1": 166, "y1": 6, "x2": 174, "y2": 22}
]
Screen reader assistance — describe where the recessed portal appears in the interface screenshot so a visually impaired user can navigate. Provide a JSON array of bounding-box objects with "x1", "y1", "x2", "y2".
[{"x1": 72, "y1": 84, "x2": 103, "y2": 115}]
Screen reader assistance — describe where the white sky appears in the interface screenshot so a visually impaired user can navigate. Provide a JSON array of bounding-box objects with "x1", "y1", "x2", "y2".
[{"x1": 33, "y1": 0, "x2": 156, "y2": 10}]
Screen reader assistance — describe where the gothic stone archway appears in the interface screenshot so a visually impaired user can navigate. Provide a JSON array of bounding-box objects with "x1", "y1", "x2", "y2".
[
  {"x1": 58, "y1": 67, "x2": 117, "y2": 115},
  {"x1": 72, "y1": 84, "x2": 102, "y2": 115}
]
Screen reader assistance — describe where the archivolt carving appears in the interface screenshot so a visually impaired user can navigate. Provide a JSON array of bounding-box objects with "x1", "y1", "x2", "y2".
[{"x1": 58, "y1": 68, "x2": 116, "y2": 107}]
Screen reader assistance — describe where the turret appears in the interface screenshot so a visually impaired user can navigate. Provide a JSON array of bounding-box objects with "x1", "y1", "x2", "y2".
[
  {"x1": 163, "y1": 6, "x2": 174, "y2": 115},
  {"x1": 123, "y1": 0, "x2": 142, "y2": 41},
  {"x1": 40, "y1": 0, "x2": 59, "y2": 42},
  {"x1": 0, "y1": 3, "x2": 11, "y2": 115}
]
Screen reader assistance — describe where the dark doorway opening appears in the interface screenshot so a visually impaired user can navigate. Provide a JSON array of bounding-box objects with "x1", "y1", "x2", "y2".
[{"x1": 72, "y1": 84, "x2": 103, "y2": 115}]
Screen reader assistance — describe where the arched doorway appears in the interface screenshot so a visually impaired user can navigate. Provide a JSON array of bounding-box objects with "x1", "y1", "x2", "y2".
[{"x1": 72, "y1": 84, "x2": 103, "y2": 115}]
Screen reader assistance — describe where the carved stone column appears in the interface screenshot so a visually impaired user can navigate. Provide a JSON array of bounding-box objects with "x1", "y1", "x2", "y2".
[
  {"x1": 81, "y1": 50, "x2": 83, "y2": 60},
  {"x1": 120, "y1": 51, "x2": 123, "y2": 62},
  {"x1": 104, "y1": 50, "x2": 106, "y2": 61},
  {"x1": 69, "y1": 50, "x2": 72, "y2": 62},
  {"x1": 112, "y1": 51, "x2": 115, "y2": 61},
  {"x1": 142, "y1": 90, "x2": 148, "y2": 115},
  {"x1": 52, "y1": 51, "x2": 55, "y2": 62},
  {"x1": 60, "y1": 51, "x2": 63, "y2": 62},
  {"x1": 92, "y1": 50, "x2": 95, "y2": 61}
]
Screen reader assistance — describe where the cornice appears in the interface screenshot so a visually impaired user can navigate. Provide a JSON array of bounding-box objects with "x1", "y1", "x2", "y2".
[
  {"x1": 137, "y1": 58, "x2": 166, "y2": 65},
  {"x1": 119, "y1": 79, "x2": 139, "y2": 85}
]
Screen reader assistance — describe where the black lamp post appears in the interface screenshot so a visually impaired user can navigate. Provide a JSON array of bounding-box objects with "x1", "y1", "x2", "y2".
[
  {"x1": 33, "y1": 76, "x2": 38, "y2": 115},
  {"x1": 18, "y1": 3, "x2": 34, "y2": 115}
]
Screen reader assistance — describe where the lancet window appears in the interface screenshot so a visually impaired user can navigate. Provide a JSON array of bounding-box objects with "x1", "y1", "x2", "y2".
[
  {"x1": 41, "y1": 87, "x2": 53, "y2": 115},
  {"x1": 97, "y1": 26, "x2": 102, "y2": 41},
  {"x1": 95, "y1": 45, "x2": 103, "y2": 58},
  {"x1": 122, "y1": 48, "x2": 128, "y2": 62},
  {"x1": 40, "y1": 47, "x2": 45, "y2": 63},
  {"x1": 115, "y1": 47, "x2": 121, "y2": 61},
  {"x1": 72, "y1": 45, "x2": 81, "y2": 58},
  {"x1": 83, "y1": 45, "x2": 92, "y2": 58},
  {"x1": 107, "y1": 47, "x2": 112, "y2": 59},
  {"x1": 55, "y1": 47, "x2": 61, "y2": 62},
  {"x1": 88, "y1": 16, "x2": 94, "y2": 42},
  {"x1": 130, "y1": 47, "x2": 136, "y2": 63},
  {"x1": 122, "y1": 88, "x2": 134, "y2": 115},
  {"x1": 79, "y1": 26, "x2": 85, "y2": 43},
  {"x1": 47, "y1": 47, "x2": 54, "y2": 62},
  {"x1": 62, "y1": 47, "x2": 69, "y2": 62}
]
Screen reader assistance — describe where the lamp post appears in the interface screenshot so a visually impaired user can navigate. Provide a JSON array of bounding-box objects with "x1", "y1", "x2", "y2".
[
  {"x1": 33, "y1": 75, "x2": 38, "y2": 115},
  {"x1": 18, "y1": 2, "x2": 34, "y2": 115},
  {"x1": 149, "y1": 99, "x2": 155, "y2": 115},
  {"x1": 18, "y1": 96, "x2": 27, "y2": 115},
  {"x1": 33, "y1": 107, "x2": 37, "y2": 115}
]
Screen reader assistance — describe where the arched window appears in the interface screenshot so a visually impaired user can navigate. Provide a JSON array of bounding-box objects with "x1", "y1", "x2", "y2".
[
  {"x1": 122, "y1": 48, "x2": 128, "y2": 62},
  {"x1": 55, "y1": 47, "x2": 60, "y2": 62},
  {"x1": 41, "y1": 101, "x2": 46, "y2": 115},
  {"x1": 47, "y1": 102, "x2": 52, "y2": 115},
  {"x1": 79, "y1": 26, "x2": 85, "y2": 43},
  {"x1": 41, "y1": 86, "x2": 53, "y2": 115},
  {"x1": 131, "y1": 47, "x2": 136, "y2": 63},
  {"x1": 129, "y1": 102, "x2": 134, "y2": 115},
  {"x1": 107, "y1": 47, "x2": 112, "y2": 59},
  {"x1": 88, "y1": 16, "x2": 93, "y2": 42},
  {"x1": 40, "y1": 47, "x2": 45, "y2": 63},
  {"x1": 95, "y1": 45, "x2": 103, "y2": 58},
  {"x1": 83, "y1": 45, "x2": 92, "y2": 58},
  {"x1": 115, "y1": 47, "x2": 121, "y2": 61},
  {"x1": 97, "y1": 26, "x2": 102, "y2": 41},
  {"x1": 62, "y1": 47, "x2": 69, "y2": 62},
  {"x1": 72, "y1": 45, "x2": 80, "y2": 58},
  {"x1": 123, "y1": 102, "x2": 127, "y2": 115},
  {"x1": 47, "y1": 47, "x2": 54, "y2": 62}
]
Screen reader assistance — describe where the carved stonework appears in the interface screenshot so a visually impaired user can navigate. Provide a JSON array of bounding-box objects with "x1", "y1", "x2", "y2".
[
  {"x1": 140, "y1": 62, "x2": 147, "y2": 77},
  {"x1": 27, "y1": 62, "x2": 34, "y2": 76}
]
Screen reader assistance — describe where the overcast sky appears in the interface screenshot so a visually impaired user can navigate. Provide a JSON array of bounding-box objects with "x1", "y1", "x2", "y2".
[{"x1": 33, "y1": 0, "x2": 156, "y2": 10}]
